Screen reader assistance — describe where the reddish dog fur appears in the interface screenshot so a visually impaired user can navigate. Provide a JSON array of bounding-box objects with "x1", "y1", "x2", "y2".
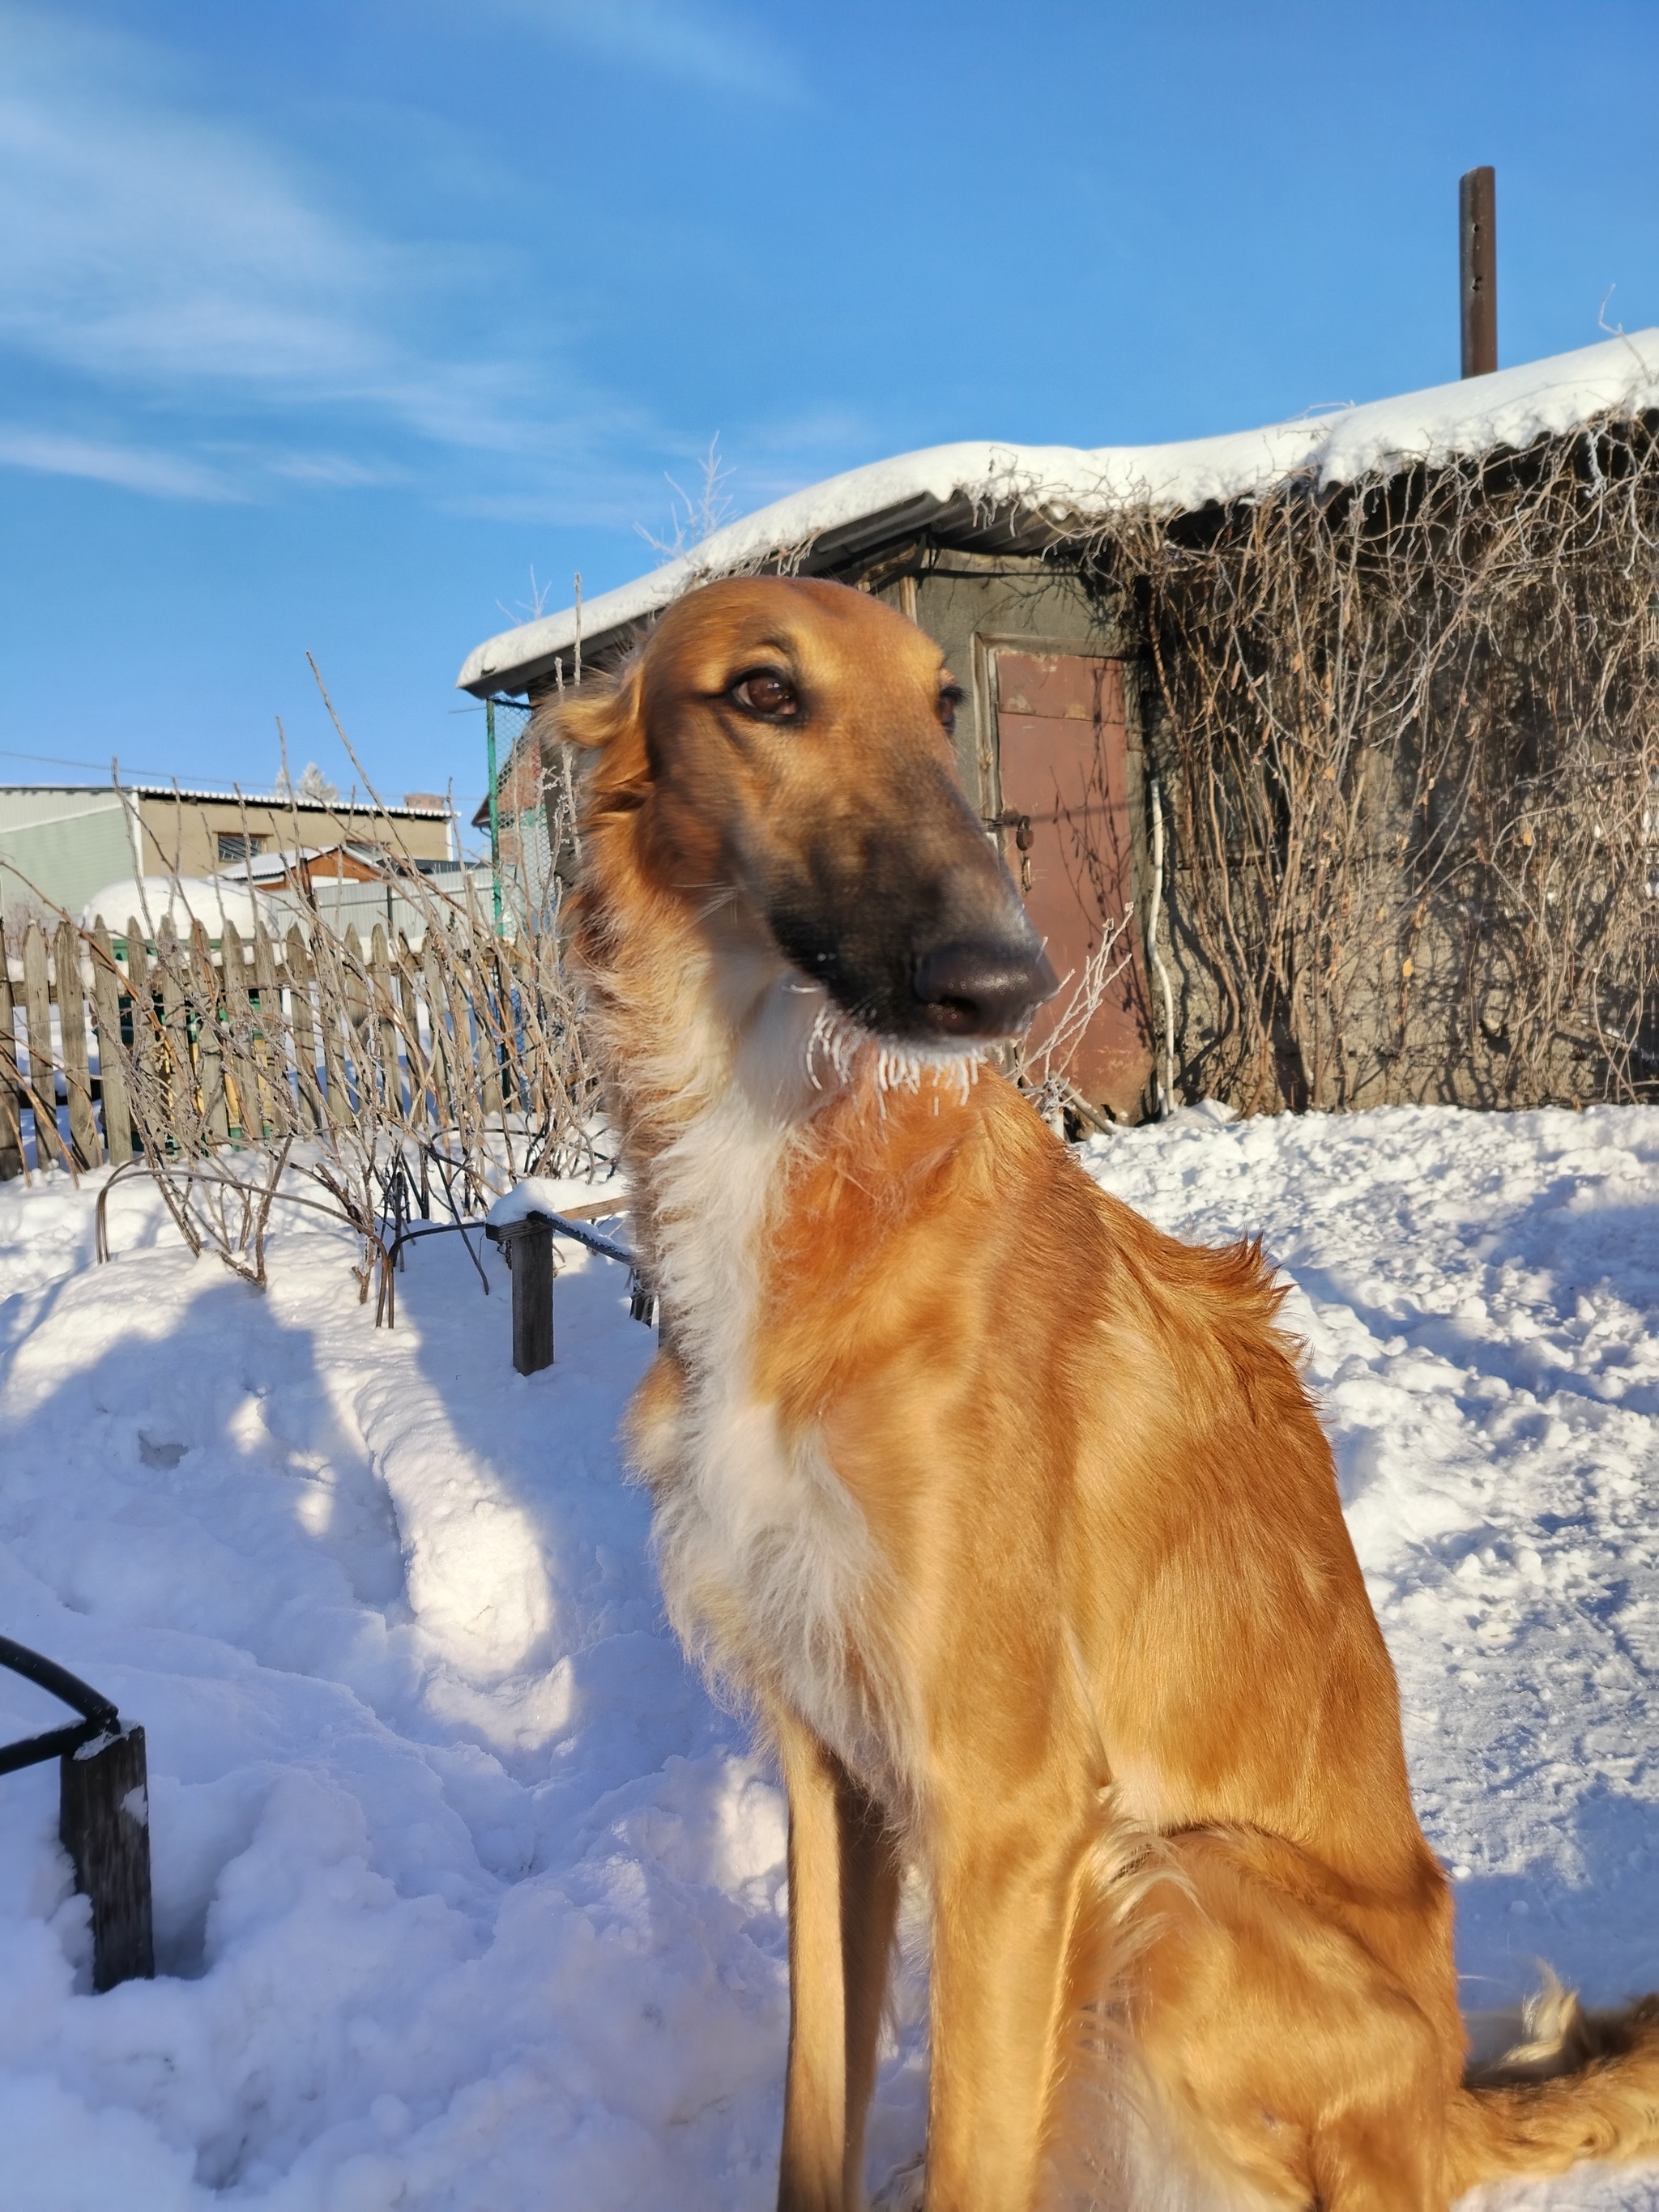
[{"x1": 552, "y1": 576, "x2": 1659, "y2": 2210}]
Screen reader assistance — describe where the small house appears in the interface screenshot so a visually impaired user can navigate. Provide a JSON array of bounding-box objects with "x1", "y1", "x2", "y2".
[
  {"x1": 0, "y1": 782, "x2": 455, "y2": 932},
  {"x1": 458, "y1": 332, "x2": 1659, "y2": 1122}
]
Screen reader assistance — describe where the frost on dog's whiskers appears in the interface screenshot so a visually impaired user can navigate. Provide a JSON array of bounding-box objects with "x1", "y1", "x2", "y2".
[{"x1": 803, "y1": 994, "x2": 984, "y2": 1108}]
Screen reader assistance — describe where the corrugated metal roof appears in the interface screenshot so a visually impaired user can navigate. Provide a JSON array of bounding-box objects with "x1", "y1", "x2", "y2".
[{"x1": 0, "y1": 782, "x2": 450, "y2": 816}]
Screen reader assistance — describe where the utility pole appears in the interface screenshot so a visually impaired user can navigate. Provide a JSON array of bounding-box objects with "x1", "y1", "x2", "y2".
[{"x1": 1460, "y1": 166, "x2": 1497, "y2": 377}]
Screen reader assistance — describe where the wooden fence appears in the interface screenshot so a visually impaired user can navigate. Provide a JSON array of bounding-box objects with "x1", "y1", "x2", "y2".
[{"x1": 0, "y1": 909, "x2": 598, "y2": 1183}]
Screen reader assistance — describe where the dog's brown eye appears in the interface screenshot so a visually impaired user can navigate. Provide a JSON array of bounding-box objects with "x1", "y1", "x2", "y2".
[
  {"x1": 730, "y1": 669, "x2": 799, "y2": 719},
  {"x1": 938, "y1": 683, "x2": 965, "y2": 736}
]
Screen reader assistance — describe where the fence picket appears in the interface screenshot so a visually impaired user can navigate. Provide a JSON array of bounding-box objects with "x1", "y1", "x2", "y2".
[
  {"x1": 369, "y1": 926, "x2": 402, "y2": 1115},
  {"x1": 20, "y1": 925, "x2": 67, "y2": 1170},
  {"x1": 89, "y1": 923, "x2": 132, "y2": 1166},
  {"x1": 218, "y1": 921, "x2": 261, "y2": 1144},
  {"x1": 122, "y1": 921, "x2": 156, "y2": 1154},
  {"x1": 479, "y1": 940, "x2": 505, "y2": 1126},
  {"x1": 53, "y1": 921, "x2": 100, "y2": 1168},
  {"x1": 190, "y1": 924, "x2": 230, "y2": 1146},
  {"x1": 442, "y1": 930, "x2": 481, "y2": 1156},
  {"x1": 153, "y1": 920, "x2": 194, "y2": 1153},
  {"x1": 420, "y1": 936, "x2": 454, "y2": 1133},
  {"x1": 488, "y1": 940, "x2": 517, "y2": 1122},
  {"x1": 0, "y1": 921, "x2": 23, "y2": 1181},
  {"x1": 341, "y1": 927, "x2": 376, "y2": 1115},
  {"x1": 13, "y1": 884, "x2": 599, "y2": 1199},
  {"x1": 251, "y1": 923, "x2": 292, "y2": 1140},
  {"x1": 284, "y1": 928, "x2": 326, "y2": 1133},
  {"x1": 394, "y1": 936, "x2": 434, "y2": 1132},
  {"x1": 501, "y1": 932, "x2": 562, "y2": 1126},
  {"x1": 309, "y1": 936, "x2": 351, "y2": 1126}
]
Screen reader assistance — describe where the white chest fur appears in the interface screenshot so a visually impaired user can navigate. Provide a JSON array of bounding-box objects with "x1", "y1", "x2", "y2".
[{"x1": 638, "y1": 1000, "x2": 901, "y2": 1800}]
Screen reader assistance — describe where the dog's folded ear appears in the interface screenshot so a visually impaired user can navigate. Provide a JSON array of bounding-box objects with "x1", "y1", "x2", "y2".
[
  {"x1": 532, "y1": 663, "x2": 651, "y2": 828},
  {"x1": 531, "y1": 670, "x2": 636, "y2": 752}
]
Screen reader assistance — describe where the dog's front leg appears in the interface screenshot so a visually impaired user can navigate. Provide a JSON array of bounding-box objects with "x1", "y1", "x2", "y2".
[
  {"x1": 923, "y1": 1803, "x2": 1090, "y2": 2212},
  {"x1": 774, "y1": 1704, "x2": 901, "y2": 2212}
]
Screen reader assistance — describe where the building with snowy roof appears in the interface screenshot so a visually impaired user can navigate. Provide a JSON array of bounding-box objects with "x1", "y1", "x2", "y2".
[
  {"x1": 460, "y1": 333, "x2": 1659, "y2": 1123},
  {"x1": 0, "y1": 782, "x2": 454, "y2": 931}
]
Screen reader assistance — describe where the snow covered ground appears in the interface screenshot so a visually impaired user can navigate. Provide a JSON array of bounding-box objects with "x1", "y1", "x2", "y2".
[{"x1": 1, "y1": 1102, "x2": 1657, "y2": 2209}]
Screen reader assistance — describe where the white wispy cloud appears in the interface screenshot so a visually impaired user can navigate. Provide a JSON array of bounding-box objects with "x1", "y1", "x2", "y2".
[
  {"x1": 0, "y1": 3, "x2": 812, "y2": 514},
  {"x1": 0, "y1": 10, "x2": 390, "y2": 401},
  {"x1": 0, "y1": 425, "x2": 239, "y2": 501},
  {"x1": 478, "y1": 0, "x2": 800, "y2": 99},
  {"x1": 264, "y1": 452, "x2": 412, "y2": 490},
  {"x1": 0, "y1": 4, "x2": 624, "y2": 492}
]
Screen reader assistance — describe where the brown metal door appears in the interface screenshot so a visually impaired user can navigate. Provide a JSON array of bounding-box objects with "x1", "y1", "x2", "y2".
[{"x1": 993, "y1": 651, "x2": 1154, "y2": 1119}]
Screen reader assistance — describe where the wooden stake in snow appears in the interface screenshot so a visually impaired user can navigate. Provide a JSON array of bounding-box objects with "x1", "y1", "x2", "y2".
[
  {"x1": 61, "y1": 1728, "x2": 156, "y2": 1993},
  {"x1": 0, "y1": 1637, "x2": 155, "y2": 1993},
  {"x1": 1460, "y1": 166, "x2": 1497, "y2": 377},
  {"x1": 489, "y1": 1213, "x2": 556, "y2": 1375}
]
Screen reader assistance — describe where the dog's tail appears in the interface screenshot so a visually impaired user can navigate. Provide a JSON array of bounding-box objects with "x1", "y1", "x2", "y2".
[{"x1": 1445, "y1": 1976, "x2": 1659, "y2": 2190}]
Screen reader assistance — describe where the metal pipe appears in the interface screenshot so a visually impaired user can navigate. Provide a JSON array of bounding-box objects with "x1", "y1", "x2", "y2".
[
  {"x1": 1149, "y1": 778, "x2": 1177, "y2": 1117},
  {"x1": 1460, "y1": 166, "x2": 1498, "y2": 377}
]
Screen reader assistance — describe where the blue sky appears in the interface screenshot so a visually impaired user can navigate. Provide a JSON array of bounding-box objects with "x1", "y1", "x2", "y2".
[{"x1": 3, "y1": 0, "x2": 1657, "y2": 835}]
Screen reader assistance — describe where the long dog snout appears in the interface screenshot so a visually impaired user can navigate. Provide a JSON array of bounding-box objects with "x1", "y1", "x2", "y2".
[
  {"x1": 564, "y1": 576, "x2": 1063, "y2": 1049},
  {"x1": 912, "y1": 936, "x2": 1059, "y2": 1038}
]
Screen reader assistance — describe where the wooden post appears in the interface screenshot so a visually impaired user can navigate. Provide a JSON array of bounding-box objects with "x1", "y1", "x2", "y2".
[
  {"x1": 124, "y1": 918, "x2": 156, "y2": 1145},
  {"x1": 342, "y1": 924, "x2": 373, "y2": 1115},
  {"x1": 310, "y1": 937, "x2": 351, "y2": 1128},
  {"x1": 59, "y1": 1726, "x2": 155, "y2": 1993},
  {"x1": 1460, "y1": 165, "x2": 1497, "y2": 377},
  {"x1": 284, "y1": 927, "x2": 325, "y2": 1133},
  {"x1": 218, "y1": 920, "x2": 260, "y2": 1144},
  {"x1": 154, "y1": 918, "x2": 192, "y2": 1151},
  {"x1": 20, "y1": 923, "x2": 66, "y2": 1170},
  {"x1": 88, "y1": 923, "x2": 133, "y2": 1166},
  {"x1": 54, "y1": 921, "x2": 100, "y2": 1168},
  {"x1": 492, "y1": 1215, "x2": 554, "y2": 1374},
  {"x1": 191, "y1": 923, "x2": 230, "y2": 1146},
  {"x1": 0, "y1": 918, "x2": 23, "y2": 1181},
  {"x1": 251, "y1": 922, "x2": 291, "y2": 1140},
  {"x1": 370, "y1": 925, "x2": 403, "y2": 1115}
]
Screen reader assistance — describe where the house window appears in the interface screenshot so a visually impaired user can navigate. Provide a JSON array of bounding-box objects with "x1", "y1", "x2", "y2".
[{"x1": 218, "y1": 833, "x2": 265, "y2": 862}]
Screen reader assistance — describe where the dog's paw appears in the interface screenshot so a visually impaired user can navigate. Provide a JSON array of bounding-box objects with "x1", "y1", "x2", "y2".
[{"x1": 870, "y1": 2154, "x2": 926, "y2": 2212}]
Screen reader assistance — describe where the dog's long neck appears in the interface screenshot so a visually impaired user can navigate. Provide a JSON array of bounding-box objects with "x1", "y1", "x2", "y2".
[
  {"x1": 574, "y1": 826, "x2": 824, "y2": 1353},
  {"x1": 573, "y1": 820, "x2": 983, "y2": 1365}
]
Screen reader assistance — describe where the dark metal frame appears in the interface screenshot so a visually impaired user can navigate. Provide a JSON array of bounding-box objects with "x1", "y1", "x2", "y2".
[{"x1": 0, "y1": 1635, "x2": 119, "y2": 1776}]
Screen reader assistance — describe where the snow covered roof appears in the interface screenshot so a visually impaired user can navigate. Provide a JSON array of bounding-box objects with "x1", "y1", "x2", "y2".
[
  {"x1": 122, "y1": 786, "x2": 452, "y2": 817},
  {"x1": 458, "y1": 330, "x2": 1659, "y2": 699}
]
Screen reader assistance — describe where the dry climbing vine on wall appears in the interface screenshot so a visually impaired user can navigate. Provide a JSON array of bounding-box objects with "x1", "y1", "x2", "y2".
[{"x1": 1090, "y1": 412, "x2": 1659, "y2": 1115}]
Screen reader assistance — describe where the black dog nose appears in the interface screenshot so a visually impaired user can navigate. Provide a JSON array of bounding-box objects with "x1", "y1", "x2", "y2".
[{"x1": 912, "y1": 939, "x2": 1060, "y2": 1038}]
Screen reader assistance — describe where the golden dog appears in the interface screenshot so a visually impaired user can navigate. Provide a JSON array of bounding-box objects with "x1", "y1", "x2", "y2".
[{"x1": 550, "y1": 575, "x2": 1659, "y2": 2210}]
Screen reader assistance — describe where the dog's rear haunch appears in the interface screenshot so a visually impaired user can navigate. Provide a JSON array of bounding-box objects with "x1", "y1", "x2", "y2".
[{"x1": 551, "y1": 576, "x2": 1659, "y2": 2211}]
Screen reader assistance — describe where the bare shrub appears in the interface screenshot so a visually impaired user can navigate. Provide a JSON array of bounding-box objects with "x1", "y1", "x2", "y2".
[
  {"x1": 72, "y1": 739, "x2": 606, "y2": 1302},
  {"x1": 1014, "y1": 914, "x2": 1134, "y2": 1134},
  {"x1": 1090, "y1": 414, "x2": 1659, "y2": 1112}
]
